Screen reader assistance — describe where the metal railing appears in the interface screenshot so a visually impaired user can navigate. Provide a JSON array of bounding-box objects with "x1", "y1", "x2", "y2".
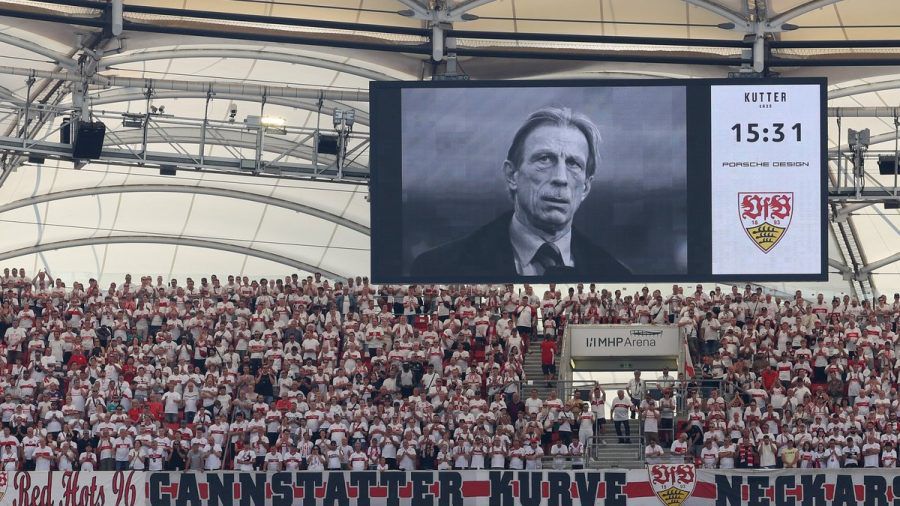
[
  {"x1": 574, "y1": 377, "x2": 731, "y2": 467},
  {"x1": 643, "y1": 378, "x2": 725, "y2": 414},
  {"x1": 631, "y1": 378, "x2": 724, "y2": 465},
  {"x1": 487, "y1": 378, "x2": 522, "y2": 399},
  {"x1": 645, "y1": 454, "x2": 691, "y2": 465},
  {"x1": 585, "y1": 432, "x2": 645, "y2": 469},
  {"x1": 540, "y1": 455, "x2": 585, "y2": 470},
  {"x1": 545, "y1": 379, "x2": 601, "y2": 404}
]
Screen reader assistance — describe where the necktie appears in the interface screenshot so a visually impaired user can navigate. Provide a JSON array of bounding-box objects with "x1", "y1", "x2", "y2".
[{"x1": 532, "y1": 242, "x2": 564, "y2": 273}]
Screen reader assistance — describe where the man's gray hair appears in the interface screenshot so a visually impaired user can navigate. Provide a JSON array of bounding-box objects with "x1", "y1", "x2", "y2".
[{"x1": 505, "y1": 106, "x2": 602, "y2": 178}]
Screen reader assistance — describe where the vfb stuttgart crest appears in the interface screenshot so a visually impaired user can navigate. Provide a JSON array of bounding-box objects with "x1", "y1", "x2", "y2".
[
  {"x1": 648, "y1": 463, "x2": 697, "y2": 506},
  {"x1": 739, "y1": 192, "x2": 793, "y2": 253}
]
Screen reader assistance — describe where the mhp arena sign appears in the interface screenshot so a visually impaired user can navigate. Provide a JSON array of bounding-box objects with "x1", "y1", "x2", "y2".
[{"x1": 568, "y1": 325, "x2": 679, "y2": 358}]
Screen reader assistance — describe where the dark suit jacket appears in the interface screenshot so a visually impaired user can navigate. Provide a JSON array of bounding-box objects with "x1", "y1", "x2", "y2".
[{"x1": 410, "y1": 211, "x2": 631, "y2": 279}]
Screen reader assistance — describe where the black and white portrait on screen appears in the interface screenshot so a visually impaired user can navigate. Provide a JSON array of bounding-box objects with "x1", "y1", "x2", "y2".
[{"x1": 400, "y1": 86, "x2": 688, "y2": 281}]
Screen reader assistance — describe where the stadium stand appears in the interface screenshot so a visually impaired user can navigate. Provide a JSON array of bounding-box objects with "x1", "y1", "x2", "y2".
[{"x1": 1, "y1": 269, "x2": 897, "y2": 471}]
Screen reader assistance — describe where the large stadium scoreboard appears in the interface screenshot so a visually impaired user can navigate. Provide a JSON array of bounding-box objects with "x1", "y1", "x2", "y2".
[{"x1": 369, "y1": 78, "x2": 827, "y2": 283}]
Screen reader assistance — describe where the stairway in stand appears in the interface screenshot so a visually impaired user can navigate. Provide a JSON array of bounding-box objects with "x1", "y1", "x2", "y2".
[
  {"x1": 590, "y1": 419, "x2": 645, "y2": 469},
  {"x1": 521, "y1": 344, "x2": 555, "y2": 400},
  {"x1": 520, "y1": 336, "x2": 645, "y2": 469}
]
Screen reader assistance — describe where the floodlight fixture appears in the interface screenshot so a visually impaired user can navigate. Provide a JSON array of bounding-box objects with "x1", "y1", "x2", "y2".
[
  {"x1": 245, "y1": 115, "x2": 286, "y2": 134},
  {"x1": 848, "y1": 128, "x2": 870, "y2": 150},
  {"x1": 260, "y1": 116, "x2": 285, "y2": 129},
  {"x1": 121, "y1": 113, "x2": 145, "y2": 128}
]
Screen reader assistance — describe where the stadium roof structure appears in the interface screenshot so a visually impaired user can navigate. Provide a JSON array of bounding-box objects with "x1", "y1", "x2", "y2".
[{"x1": 0, "y1": 0, "x2": 897, "y2": 298}]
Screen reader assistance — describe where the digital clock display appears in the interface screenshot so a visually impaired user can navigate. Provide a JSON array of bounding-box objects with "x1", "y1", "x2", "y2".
[{"x1": 730, "y1": 122, "x2": 801, "y2": 143}]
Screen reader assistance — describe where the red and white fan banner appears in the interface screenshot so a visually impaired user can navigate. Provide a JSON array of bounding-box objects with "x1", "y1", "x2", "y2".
[
  {"x1": 144, "y1": 466, "x2": 900, "y2": 506},
  {"x1": 0, "y1": 467, "x2": 896, "y2": 506},
  {"x1": 0, "y1": 470, "x2": 143, "y2": 506}
]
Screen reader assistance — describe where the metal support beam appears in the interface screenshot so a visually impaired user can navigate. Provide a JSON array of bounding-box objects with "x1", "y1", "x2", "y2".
[
  {"x1": 0, "y1": 184, "x2": 370, "y2": 235},
  {"x1": 752, "y1": 23, "x2": 765, "y2": 72},
  {"x1": 845, "y1": 216, "x2": 874, "y2": 297},
  {"x1": 0, "y1": 66, "x2": 369, "y2": 102},
  {"x1": 0, "y1": 31, "x2": 104, "y2": 190},
  {"x1": 828, "y1": 107, "x2": 900, "y2": 118},
  {"x1": 767, "y1": 0, "x2": 844, "y2": 29},
  {"x1": 449, "y1": 0, "x2": 496, "y2": 17},
  {"x1": 830, "y1": 189, "x2": 900, "y2": 200},
  {"x1": 834, "y1": 202, "x2": 874, "y2": 222},
  {"x1": 828, "y1": 163, "x2": 875, "y2": 299},
  {"x1": 98, "y1": 126, "x2": 366, "y2": 170},
  {"x1": 0, "y1": 135, "x2": 370, "y2": 182},
  {"x1": 395, "y1": 0, "x2": 430, "y2": 18},
  {"x1": 829, "y1": 131, "x2": 899, "y2": 153},
  {"x1": 99, "y1": 49, "x2": 398, "y2": 82},
  {"x1": 64, "y1": 90, "x2": 370, "y2": 126},
  {"x1": 830, "y1": 80, "x2": 900, "y2": 99},
  {"x1": 432, "y1": 23, "x2": 444, "y2": 62},
  {"x1": 399, "y1": 0, "x2": 497, "y2": 22},
  {"x1": 0, "y1": 86, "x2": 19, "y2": 102},
  {"x1": 682, "y1": 0, "x2": 751, "y2": 30},
  {"x1": 0, "y1": 32, "x2": 78, "y2": 69},
  {"x1": 0, "y1": 236, "x2": 347, "y2": 280},
  {"x1": 860, "y1": 252, "x2": 900, "y2": 276},
  {"x1": 829, "y1": 258, "x2": 851, "y2": 275}
]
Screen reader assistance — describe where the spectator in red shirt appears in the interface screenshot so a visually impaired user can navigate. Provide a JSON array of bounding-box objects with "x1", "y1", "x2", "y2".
[
  {"x1": 127, "y1": 401, "x2": 144, "y2": 423},
  {"x1": 66, "y1": 345, "x2": 87, "y2": 369},
  {"x1": 146, "y1": 394, "x2": 164, "y2": 422},
  {"x1": 541, "y1": 335, "x2": 557, "y2": 386},
  {"x1": 761, "y1": 364, "x2": 778, "y2": 390},
  {"x1": 121, "y1": 358, "x2": 137, "y2": 385},
  {"x1": 274, "y1": 394, "x2": 293, "y2": 412}
]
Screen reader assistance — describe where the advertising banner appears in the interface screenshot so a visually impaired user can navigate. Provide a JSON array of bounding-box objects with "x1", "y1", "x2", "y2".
[{"x1": 568, "y1": 325, "x2": 680, "y2": 358}]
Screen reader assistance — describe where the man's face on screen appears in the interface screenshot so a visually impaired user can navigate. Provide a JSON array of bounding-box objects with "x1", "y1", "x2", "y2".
[{"x1": 505, "y1": 124, "x2": 592, "y2": 236}]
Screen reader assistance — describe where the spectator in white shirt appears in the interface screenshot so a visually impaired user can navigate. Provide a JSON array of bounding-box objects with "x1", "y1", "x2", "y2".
[{"x1": 611, "y1": 390, "x2": 633, "y2": 444}]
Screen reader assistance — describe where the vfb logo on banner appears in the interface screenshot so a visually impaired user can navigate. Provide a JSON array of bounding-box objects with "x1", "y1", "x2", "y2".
[{"x1": 648, "y1": 464, "x2": 696, "y2": 506}]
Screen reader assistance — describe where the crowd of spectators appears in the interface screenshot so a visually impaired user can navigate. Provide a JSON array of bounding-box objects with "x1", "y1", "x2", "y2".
[
  {"x1": 2, "y1": 267, "x2": 897, "y2": 471},
  {"x1": 643, "y1": 284, "x2": 900, "y2": 470},
  {"x1": 0, "y1": 268, "x2": 592, "y2": 472}
]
